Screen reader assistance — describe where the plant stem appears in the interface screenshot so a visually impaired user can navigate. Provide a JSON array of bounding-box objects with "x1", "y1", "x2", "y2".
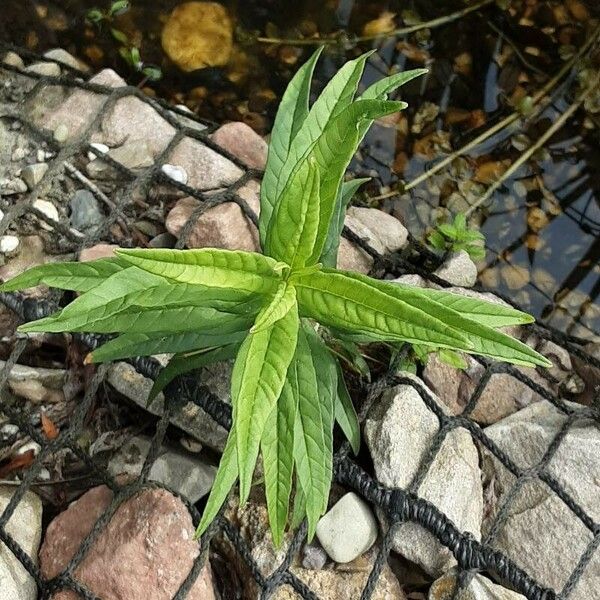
[{"x1": 256, "y1": 0, "x2": 494, "y2": 45}]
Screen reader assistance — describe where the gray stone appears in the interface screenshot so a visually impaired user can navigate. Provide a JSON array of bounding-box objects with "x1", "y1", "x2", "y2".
[
  {"x1": 69, "y1": 189, "x2": 103, "y2": 232},
  {"x1": 21, "y1": 162, "x2": 48, "y2": 190},
  {"x1": 86, "y1": 140, "x2": 154, "y2": 178},
  {"x1": 148, "y1": 232, "x2": 176, "y2": 248},
  {"x1": 301, "y1": 543, "x2": 328, "y2": 570},
  {"x1": 53, "y1": 124, "x2": 69, "y2": 143},
  {"x1": 364, "y1": 377, "x2": 482, "y2": 576},
  {"x1": 433, "y1": 250, "x2": 478, "y2": 287},
  {"x1": 161, "y1": 163, "x2": 188, "y2": 185},
  {"x1": 316, "y1": 492, "x2": 378, "y2": 564},
  {"x1": 1, "y1": 178, "x2": 27, "y2": 194},
  {"x1": 429, "y1": 571, "x2": 526, "y2": 599},
  {"x1": 336, "y1": 237, "x2": 372, "y2": 274},
  {"x1": 482, "y1": 402, "x2": 600, "y2": 599},
  {"x1": 2, "y1": 51, "x2": 24, "y2": 69},
  {"x1": 32, "y1": 199, "x2": 59, "y2": 230},
  {"x1": 107, "y1": 361, "x2": 230, "y2": 452},
  {"x1": 108, "y1": 435, "x2": 216, "y2": 503},
  {"x1": 0, "y1": 235, "x2": 19, "y2": 256},
  {"x1": 25, "y1": 61, "x2": 61, "y2": 77},
  {"x1": 43, "y1": 48, "x2": 87, "y2": 72},
  {"x1": 572, "y1": 342, "x2": 600, "y2": 405},
  {"x1": 0, "y1": 359, "x2": 67, "y2": 404},
  {"x1": 345, "y1": 207, "x2": 409, "y2": 256},
  {"x1": 0, "y1": 487, "x2": 43, "y2": 600}
]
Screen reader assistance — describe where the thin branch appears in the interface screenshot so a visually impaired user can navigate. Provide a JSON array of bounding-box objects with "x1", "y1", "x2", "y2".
[{"x1": 256, "y1": 0, "x2": 494, "y2": 45}]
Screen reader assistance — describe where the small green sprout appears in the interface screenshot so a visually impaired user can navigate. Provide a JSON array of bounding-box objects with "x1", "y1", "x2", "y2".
[{"x1": 428, "y1": 212, "x2": 486, "y2": 260}]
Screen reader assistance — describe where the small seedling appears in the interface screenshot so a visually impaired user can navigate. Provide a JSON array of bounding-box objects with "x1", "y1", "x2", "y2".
[
  {"x1": 428, "y1": 212, "x2": 486, "y2": 260},
  {"x1": 1, "y1": 49, "x2": 549, "y2": 545}
]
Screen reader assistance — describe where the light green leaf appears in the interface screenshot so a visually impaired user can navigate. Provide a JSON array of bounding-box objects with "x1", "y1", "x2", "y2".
[
  {"x1": 395, "y1": 284, "x2": 533, "y2": 328},
  {"x1": 267, "y1": 157, "x2": 321, "y2": 268},
  {"x1": 196, "y1": 426, "x2": 239, "y2": 539},
  {"x1": 334, "y1": 363, "x2": 360, "y2": 454},
  {"x1": 295, "y1": 269, "x2": 470, "y2": 349},
  {"x1": 90, "y1": 330, "x2": 246, "y2": 363},
  {"x1": 344, "y1": 273, "x2": 550, "y2": 367},
  {"x1": 360, "y1": 68, "x2": 428, "y2": 101},
  {"x1": 259, "y1": 47, "x2": 323, "y2": 248},
  {"x1": 320, "y1": 178, "x2": 370, "y2": 268},
  {"x1": 293, "y1": 323, "x2": 336, "y2": 539},
  {"x1": 233, "y1": 303, "x2": 299, "y2": 503},
  {"x1": 149, "y1": 343, "x2": 240, "y2": 403},
  {"x1": 261, "y1": 371, "x2": 297, "y2": 546},
  {"x1": 251, "y1": 280, "x2": 297, "y2": 333},
  {"x1": 116, "y1": 248, "x2": 281, "y2": 293},
  {"x1": 291, "y1": 479, "x2": 307, "y2": 530},
  {"x1": 0, "y1": 259, "x2": 125, "y2": 292},
  {"x1": 438, "y1": 348, "x2": 468, "y2": 370},
  {"x1": 20, "y1": 283, "x2": 260, "y2": 334}
]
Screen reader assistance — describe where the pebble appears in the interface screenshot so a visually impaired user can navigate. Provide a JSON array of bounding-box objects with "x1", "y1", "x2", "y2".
[
  {"x1": 0, "y1": 235, "x2": 20, "y2": 255},
  {"x1": 79, "y1": 243, "x2": 119, "y2": 262},
  {"x1": 17, "y1": 441, "x2": 42, "y2": 456},
  {"x1": 32, "y1": 199, "x2": 59, "y2": 229},
  {"x1": 24, "y1": 61, "x2": 61, "y2": 77},
  {"x1": 86, "y1": 140, "x2": 154, "y2": 178},
  {"x1": 316, "y1": 492, "x2": 378, "y2": 563},
  {"x1": 11, "y1": 147, "x2": 26, "y2": 161},
  {"x1": 148, "y1": 232, "x2": 177, "y2": 248},
  {"x1": 302, "y1": 543, "x2": 328, "y2": 570},
  {"x1": 43, "y1": 48, "x2": 85, "y2": 72},
  {"x1": 53, "y1": 124, "x2": 69, "y2": 143},
  {"x1": 161, "y1": 163, "x2": 188, "y2": 185},
  {"x1": 87, "y1": 142, "x2": 109, "y2": 161},
  {"x1": 21, "y1": 162, "x2": 49, "y2": 190},
  {"x1": 1, "y1": 178, "x2": 27, "y2": 194},
  {"x1": 2, "y1": 51, "x2": 25, "y2": 69},
  {"x1": 69, "y1": 189, "x2": 103, "y2": 232},
  {"x1": 1, "y1": 424, "x2": 19, "y2": 436},
  {"x1": 433, "y1": 250, "x2": 478, "y2": 287}
]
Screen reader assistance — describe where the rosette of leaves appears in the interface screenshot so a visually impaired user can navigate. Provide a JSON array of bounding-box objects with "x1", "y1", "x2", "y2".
[{"x1": 1, "y1": 48, "x2": 550, "y2": 545}]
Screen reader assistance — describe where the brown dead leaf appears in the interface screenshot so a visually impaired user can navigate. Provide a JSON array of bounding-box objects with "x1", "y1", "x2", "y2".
[
  {"x1": 0, "y1": 450, "x2": 35, "y2": 478},
  {"x1": 473, "y1": 160, "x2": 511, "y2": 184},
  {"x1": 396, "y1": 41, "x2": 430, "y2": 64},
  {"x1": 41, "y1": 412, "x2": 59, "y2": 440},
  {"x1": 362, "y1": 11, "x2": 396, "y2": 37}
]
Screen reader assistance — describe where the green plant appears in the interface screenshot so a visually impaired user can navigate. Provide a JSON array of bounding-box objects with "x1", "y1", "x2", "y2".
[
  {"x1": 428, "y1": 212, "x2": 486, "y2": 260},
  {"x1": 1, "y1": 49, "x2": 550, "y2": 545}
]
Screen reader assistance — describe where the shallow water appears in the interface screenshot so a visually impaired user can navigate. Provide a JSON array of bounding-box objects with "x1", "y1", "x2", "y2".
[{"x1": 1, "y1": 0, "x2": 599, "y2": 338}]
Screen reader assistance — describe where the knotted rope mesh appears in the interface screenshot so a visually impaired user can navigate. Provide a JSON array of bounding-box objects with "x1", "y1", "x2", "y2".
[{"x1": 0, "y1": 44, "x2": 598, "y2": 600}]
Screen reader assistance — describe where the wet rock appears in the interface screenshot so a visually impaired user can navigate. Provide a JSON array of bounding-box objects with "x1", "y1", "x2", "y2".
[
  {"x1": 211, "y1": 122, "x2": 268, "y2": 169},
  {"x1": 32, "y1": 199, "x2": 59, "y2": 230},
  {"x1": 316, "y1": 492, "x2": 378, "y2": 564},
  {"x1": 86, "y1": 140, "x2": 154, "y2": 178},
  {"x1": 39, "y1": 486, "x2": 216, "y2": 600},
  {"x1": 345, "y1": 207, "x2": 408, "y2": 256},
  {"x1": 0, "y1": 487, "x2": 43, "y2": 600},
  {"x1": 364, "y1": 377, "x2": 482, "y2": 576},
  {"x1": 481, "y1": 402, "x2": 600, "y2": 599},
  {"x1": 433, "y1": 250, "x2": 477, "y2": 287},
  {"x1": 21, "y1": 162, "x2": 48, "y2": 190},
  {"x1": 25, "y1": 61, "x2": 61, "y2": 77},
  {"x1": 423, "y1": 353, "x2": 550, "y2": 425},
  {"x1": 161, "y1": 2, "x2": 234, "y2": 72},
  {"x1": 167, "y1": 136, "x2": 243, "y2": 190},
  {"x1": 220, "y1": 499, "x2": 405, "y2": 600},
  {"x1": 166, "y1": 195, "x2": 260, "y2": 251},
  {"x1": 571, "y1": 342, "x2": 600, "y2": 405},
  {"x1": 107, "y1": 361, "x2": 230, "y2": 452},
  {"x1": 108, "y1": 435, "x2": 216, "y2": 503},
  {"x1": 429, "y1": 571, "x2": 526, "y2": 599},
  {"x1": 69, "y1": 189, "x2": 103, "y2": 232},
  {"x1": 79, "y1": 243, "x2": 118, "y2": 262}
]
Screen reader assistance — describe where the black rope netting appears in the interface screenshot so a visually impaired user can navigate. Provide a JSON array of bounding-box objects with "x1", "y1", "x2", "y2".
[{"x1": 0, "y1": 43, "x2": 599, "y2": 600}]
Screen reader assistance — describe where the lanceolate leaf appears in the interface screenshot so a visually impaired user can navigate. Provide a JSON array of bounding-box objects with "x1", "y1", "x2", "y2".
[
  {"x1": 345, "y1": 273, "x2": 550, "y2": 367},
  {"x1": 293, "y1": 323, "x2": 336, "y2": 539},
  {"x1": 196, "y1": 425, "x2": 239, "y2": 539},
  {"x1": 334, "y1": 363, "x2": 360, "y2": 454},
  {"x1": 261, "y1": 372, "x2": 297, "y2": 546},
  {"x1": 267, "y1": 158, "x2": 321, "y2": 268},
  {"x1": 90, "y1": 330, "x2": 246, "y2": 363},
  {"x1": 295, "y1": 269, "x2": 470, "y2": 349},
  {"x1": 360, "y1": 68, "x2": 428, "y2": 101},
  {"x1": 0, "y1": 259, "x2": 125, "y2": 292},
  {"x1": 149, "y1": 343, "x2": 241, "y2": 403},
  {"x1": 251, "y1": 280, "x2": 297, "y2": 333},
  {"x1": 116, "y1": 248, "x2": 281, "y2": 293},
  {"x1": 233, "y1": 304, "x2": 299, "y2": 503},
  {"x1": 259, "y1": 47, "x2": 323, "y2": 248},
  {"x1": 320, "y1": 178, "x2": 370, "y2": 268}
]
